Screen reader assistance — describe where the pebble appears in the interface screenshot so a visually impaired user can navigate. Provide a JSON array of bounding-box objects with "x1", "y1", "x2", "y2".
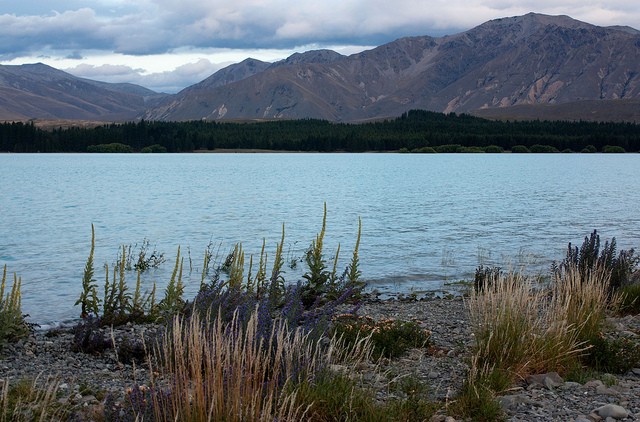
[
  {"x1": 1, "y1": 297, "x2": 639, "y2": 422},
  {"x1": 593, "y1": 404, "x2": 629, "y2": 419}
]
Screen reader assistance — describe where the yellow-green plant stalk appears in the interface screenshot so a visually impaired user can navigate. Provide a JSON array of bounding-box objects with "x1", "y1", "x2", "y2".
[
  {"x1": 329, "y1": 243, "x2": 341, "y2": 287},
  {"x1": 228, "y1": 243, "x2": 245, "y2": 290},
  {"x1": 1, "y1": 266, "x2": 29, "y2": 345},
  {"x1": 76, "y1": 224, "x2": 100, "y2": 318},
  {"x1": 160, "y1": 246, "x2": 185, "y2": 314},
  {"x1": 255, "y1": 239, "x2": 268, "y2": 296},
  {"x1": 347, "y1": 217, "x2": 362, "y2": 286},
  {"x1": 268, "y1": 224, "x2": 286, "y2": 304}
]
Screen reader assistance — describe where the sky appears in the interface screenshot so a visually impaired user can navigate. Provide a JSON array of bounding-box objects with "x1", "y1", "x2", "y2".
[{"x1": 1, "y1": 1, "x2": 639, "y2": 93}]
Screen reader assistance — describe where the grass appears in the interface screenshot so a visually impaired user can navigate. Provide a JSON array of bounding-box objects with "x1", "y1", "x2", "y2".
[
  {"x1": 115, "y1": 308, "x2": 373, "y2": 421},
  {"x1": 0, "y1": 376, "x2": 68, "y2": 422},
  {"x1": 454, "y1": 260, "x2": 634, "y2": 420}
]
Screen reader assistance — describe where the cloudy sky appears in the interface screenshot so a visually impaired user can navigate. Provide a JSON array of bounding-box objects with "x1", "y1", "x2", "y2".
[{"x1": 1, "y1": 1, "x2": 638, "y2": 93}]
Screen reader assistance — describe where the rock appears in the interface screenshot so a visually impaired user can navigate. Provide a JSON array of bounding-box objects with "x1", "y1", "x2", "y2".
[
  {"x1": 574, "y1": 416, "x2": 592, "y2": 422},
  {"x1": 561, "y1": 381, "x2": 582, "y2": 390},
  {"x1": 632, "y1": 368, "x2": 640, "y2": 376},
  {"x1": 593, "y1": 404, "x2": 629, "y2": 419},
  {"x1": 596, "y1": 385, "x2": 620, "y2": 396},
  {"x1": 526, "y1": 372, "x2": 564, "y2": 390}
]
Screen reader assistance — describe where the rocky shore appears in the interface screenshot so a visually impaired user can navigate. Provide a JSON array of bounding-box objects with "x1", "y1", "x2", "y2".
[{"x1": 1, "y1": 297, "x2": 639, "y2": 421}]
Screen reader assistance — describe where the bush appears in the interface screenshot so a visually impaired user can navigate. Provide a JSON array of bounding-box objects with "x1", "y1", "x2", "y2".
[
  {"x1": 141, "y1": 144, "x2": 168, "y2": 153},
  {"x1": 583, "y1": 335, "x2": 640, "y2": 374},
  {"x1": 581, "y1": 144, "x2": 597, "y2": 153},
  {"x1": 295, "y1": 370, "x2": 439, "y2": 421},
  {"x1": 484, "y1": 145, "x2": 504, "y2": 153},
  {"x1": 435, "y1": 144, "x2": 461, "y2": 153},
  {"x1": 331, "y1": 314, "x2": 431, "y2": 359},
  {"x1": 530, "y1": 144, "x2": 560, "y2": 153},
  {"x1": 510, "y1": 145, "x2": 530, "y2": 153},
  {"x1": 602, "y1": 145, "x2": 626, "y2": 153},
  {"x1": 412, "y1": 146, "x2": 436, "y2": 153},
  {"x1": 459, "y1": 146, "x2": 486, "y2": 153},
  {"x1": 86, "y1": 143, "x2": 133, "y2": 153}
]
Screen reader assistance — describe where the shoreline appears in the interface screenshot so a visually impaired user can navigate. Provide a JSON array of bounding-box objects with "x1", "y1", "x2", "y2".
[{"x1": 2, "y1": 296, "x2": 639, "y2": 421}]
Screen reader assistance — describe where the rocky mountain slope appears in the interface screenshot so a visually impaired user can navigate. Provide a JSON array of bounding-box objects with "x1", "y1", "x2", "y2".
[
  {"x1": 2, "y1": 13, "x2": 639, "y2": 123},
  {"x1": 0, "y1": 63, "x2": 166, "y2": 121},
  {"x1": 143, "y1": 13, "x2": 640, "y2": 122}
]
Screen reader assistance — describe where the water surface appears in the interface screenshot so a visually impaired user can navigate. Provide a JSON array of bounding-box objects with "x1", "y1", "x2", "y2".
[{"x1": 1, "y1": 153, "x2": 639, "y2": 325}]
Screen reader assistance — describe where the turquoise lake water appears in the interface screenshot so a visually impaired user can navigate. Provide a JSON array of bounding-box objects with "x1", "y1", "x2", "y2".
[{"x1": 1, "y1": 153, "x2": 639, "y2": 326}]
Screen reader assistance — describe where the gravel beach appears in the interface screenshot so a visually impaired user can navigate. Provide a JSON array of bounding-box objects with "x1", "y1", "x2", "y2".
[{"x1": 1, "y1": 297, "x2": 639, "y2": 421}]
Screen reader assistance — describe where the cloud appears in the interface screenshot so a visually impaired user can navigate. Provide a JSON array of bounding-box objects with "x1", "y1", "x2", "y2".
[
  {"x1": 4, "y1": 0, "x2": 639, "y2": 59},
  {"x1": 3, "y1": 0, "x2": 640, "y2": 91},
  {"x1": 65, "y1": 59, "x2": 222, "y2": 93}
]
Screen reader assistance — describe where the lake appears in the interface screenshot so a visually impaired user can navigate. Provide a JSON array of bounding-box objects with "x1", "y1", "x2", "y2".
[{"x1": 1, "y1": 153, "x2": 639, "y2": 327}]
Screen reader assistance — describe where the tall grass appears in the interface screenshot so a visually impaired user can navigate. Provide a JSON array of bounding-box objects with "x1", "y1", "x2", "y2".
[
  {"x1": 132, "y1": 308, "x2": 371, "y2": 421},
  {"x1": 458, "y1": 267, "x2": 616, "y2": 420},
  {"x1": 0, "y1": 376, "x2": 67, "y2": 422},
  {"x1": 550, "y1": 263, "x2": 618, "y2": 345},
  {"x1": 467, "y1": 269, "x2": 598, "y2": 383}
]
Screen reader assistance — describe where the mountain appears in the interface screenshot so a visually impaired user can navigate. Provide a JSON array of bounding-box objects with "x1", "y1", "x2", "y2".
[
  {"x1": 0, "y1": 63, "x2": 165, "y2": 121},
  {"x1": 143, "y1": 13, "x2": 640, "y2": 122},
  {"x1": 3, "y1": 13, "x2": 640, "y2": 123}
]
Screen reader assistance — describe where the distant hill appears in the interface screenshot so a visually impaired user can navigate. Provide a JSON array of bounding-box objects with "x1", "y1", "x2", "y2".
[
  {"x1": 143, "y1": 13, "x2": 640, "y2": 122},
  {"x1": 2, "y1": 13, "x2": 640, "y2": 123},
  {"x1": 0, "y1": 63, "x2": 166, "y2": 121}
]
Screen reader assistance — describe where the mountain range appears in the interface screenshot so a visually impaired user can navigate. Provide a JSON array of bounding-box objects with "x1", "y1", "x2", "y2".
[{"x1": 2, "y1": 12, "x2": 639, "y2": 123}]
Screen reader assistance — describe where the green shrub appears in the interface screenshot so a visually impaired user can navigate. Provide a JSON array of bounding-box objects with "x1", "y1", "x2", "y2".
[
  {"x1": 435, "y1": 144, "x2": 461, "y2": 153},
  {"x1": 331, "y1": 314, "x2": 431, "y2": 359},
  {"x1": 530, "y1": 144, "x2": 560, "y2": 153},
  {"x1": 459, "y1": 146, "x2": 486, "y2": 153},
  {"x1": 581, "y1": 144, "x2": 597, "y2": 153},
  {"x1": 583, "y1": 335, "x2": 640, "y2": 374},
  {"x1": 0, "y1": 266, "x2": 30, "y2": 347},
  {"x1": 484, "y1": 145, "x2": 504, "y2": 153},
  {"x1": 295, "y1": 370, "x2": 438, "y2": 421},
  {"x1": 141, "y1": 144, "x2": 168, "y2": 153},
  {"x1": 602, "y1": 145, "x2": 626, "y2": 153},
  {"x1": 412, "y1": 146, "x2": 436, "y2": 153},
  {"x1": 86, "y1": 143, "x2": 133, "y2": 153},
  {"x1": 561, "y1": 148, "x2": 574, "y2": 153},
  {"x1": 510, "y1": 145, "x2": 530, "y2": 153}
]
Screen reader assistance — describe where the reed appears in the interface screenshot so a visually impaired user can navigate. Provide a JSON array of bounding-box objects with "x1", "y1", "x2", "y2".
[{"x1": 133, "y1": 307, "x2": 372, "y2": 421}]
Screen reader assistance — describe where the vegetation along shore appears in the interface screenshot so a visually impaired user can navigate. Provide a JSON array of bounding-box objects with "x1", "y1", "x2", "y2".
[
  {"x1": 1, "y1": 209, "x2": 640, "y2": 421},
  {"x1": 2, "y1": 109, "x2": 640, "y2": 153}
]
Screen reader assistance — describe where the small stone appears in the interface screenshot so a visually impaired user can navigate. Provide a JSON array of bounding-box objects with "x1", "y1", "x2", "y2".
[
  {"x1": 574, "y1": 416, "x2": 591, "y2": 422},
  {"x1": 593, "y1": 404, "x2": 629, "y2": 419},
  {"x1": 596, "y1": 385, "x2": 620, "y2": 396},
  {"x1": 428, "y1": 371, "x2": 440, "y2": 379},
  {"x1": 631, "y1": 368, "x2": 640, "y2": 376},
  {"x1": 561, "y1": 381, "x2": 582, "y2": 390},
  {"x1": 526, "y1": 372, "x2": 564, "y2": 390},
  {"x1": 585, "y1": 380, "x2": 605, "y2": 388}
]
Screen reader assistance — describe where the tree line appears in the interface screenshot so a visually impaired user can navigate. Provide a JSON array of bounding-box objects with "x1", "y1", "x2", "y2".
[{"x1": 1, "y1": 110, "x2": 639, "y2": 153}]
